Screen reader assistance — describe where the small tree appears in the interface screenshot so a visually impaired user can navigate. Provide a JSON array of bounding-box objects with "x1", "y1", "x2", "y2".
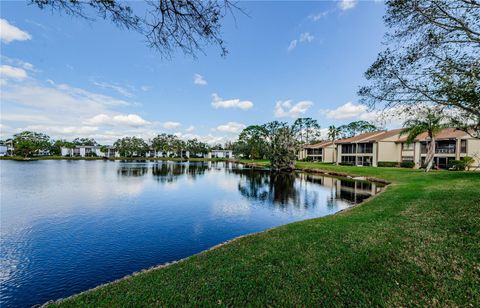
[
  {"x1": 401, "y1": 108, "x2": 446, "y2": 172},
  {"x1": 263, "y1": 121, "x2": 299, "y2": 171},
  {"x1": 463, "y1": 156, "x2": 475, "y2": 171}
]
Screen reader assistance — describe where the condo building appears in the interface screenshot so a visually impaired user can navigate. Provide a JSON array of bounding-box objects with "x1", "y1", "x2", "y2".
[{"x1": 299, "y1": 128, "x2": 480, "y2": 170}]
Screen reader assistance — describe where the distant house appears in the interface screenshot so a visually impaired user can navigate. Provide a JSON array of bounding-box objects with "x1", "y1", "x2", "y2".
[
  {"x1": 0, "y1": 140, "x2": 14, "y2": 156},
  {"x1": 396, "y1": 128, "x2": 480, "y2": 169},
  {"x1": 60, "y1": 145, "x2": 116, "y2": 158},
  {"x1": 145, "y1": 150, "x2": 190, "y2": 158},
  {"x1": 0, "y1": 144, "x2": 8, "y2": 156},
  {"x1": 208, "y1": 149, "x2": 233, "y2": 159},
  {"x1": 298, "y1": 141, "x2": 336, "y2": 162}
]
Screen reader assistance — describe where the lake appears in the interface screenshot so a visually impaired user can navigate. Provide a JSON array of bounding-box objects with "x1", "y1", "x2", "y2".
[{"x1": 0, "y1": 160, "x2": 383, "y2": 307}]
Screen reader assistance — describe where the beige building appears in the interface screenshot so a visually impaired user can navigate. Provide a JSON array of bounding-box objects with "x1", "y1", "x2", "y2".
[
  {"x1": 396, "y1": 128, "x2": 480, "y2": 169},
  {"x1": 299, "y1": 128, "x2": 480, "y2": 170},
  {"x1": 335, "y1": 129, "x2": 404, "y2": 167},
  {"x1": 298, "y1": 141, "x2": 336, "y2": 162}
]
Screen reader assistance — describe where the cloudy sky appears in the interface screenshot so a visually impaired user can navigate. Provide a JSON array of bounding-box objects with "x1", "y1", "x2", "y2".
[{"x1": 1, "y1": 0, "x2": 389, "y2": 145}]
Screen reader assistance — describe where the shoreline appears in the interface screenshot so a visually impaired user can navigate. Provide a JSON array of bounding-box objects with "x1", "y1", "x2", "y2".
[{"x1": 41, "y1": 164, "x2": 390, "y2": 307}]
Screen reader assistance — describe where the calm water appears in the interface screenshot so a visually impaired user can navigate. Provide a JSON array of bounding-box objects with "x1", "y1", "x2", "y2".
[{"x1": 0, "y1": 160, "x2": 383, "y2": 307}]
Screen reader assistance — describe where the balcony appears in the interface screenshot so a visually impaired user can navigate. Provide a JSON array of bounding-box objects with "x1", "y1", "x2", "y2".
[{"x1": 421, "y1": 141, "x2": 456, "y2": 154}]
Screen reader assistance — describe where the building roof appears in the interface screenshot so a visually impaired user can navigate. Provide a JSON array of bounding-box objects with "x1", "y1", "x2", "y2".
[
  {"x1": 304, "y1": 140, "x2": 334, "y2": 149},
  {"x1": 396, "y1": 128, "x2": 470, "y2": 142},
  {"x1": 335, "y1": 128, "x2": 405, "y2": 144}
]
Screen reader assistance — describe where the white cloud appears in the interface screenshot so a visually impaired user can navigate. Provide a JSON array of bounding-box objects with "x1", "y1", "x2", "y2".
[
  {"x1": 338, "y1": 0, "x2": 357, "y2": 11},
  {"x1": 325, "y1": 101, "x2": 368, "y2": 120},
  {"x1": 299, "y1": 32, "x2": 314, "y2": 43},
  {"x1": 211, "y1": 93, "x2": 253, "y2": 110},
  {"x1": 185, "y1": 125, "x2": 195, "y2": 133},
  {"x1": 274, "y1": 100, "x2": 313, "y2": 118},
  {"x1": 215, "y1": 122, "x2": 246, "y2": 134},
  {"x1": 84, "y1": 114, "x2": 149, "y2": 127},
  {"x1": 0, "y1": 19, "x2": 32, "y2": 43},
  {"x1": 24, "y1": 125, "x2": 99, "y2": 136},
  {"x1": 0, "y1": 65, "x2": 28, "y2": 80},
  {"x1": 140, "y1": 85, "x2": 150, "y2": 91},
  {"x1": 162, "y1": 121, "x2": 181, "y2": 129},
  {"x1": 288, "y1": 40, "x2": 298, "y2": 52},
  {"x1": 309, "y1": 11, "x2": 329, "y2": 21},
  {"x1": 288, "y1": 32, "x2": 314, "y2": 52},
  {"x1": 193, "y1": 73, "x2": 207, "y2": 86},
  {"x1": 1, "y1": 56, "x2": 35, "y2": 71},
  {"x1": 93, "y1": 81, "x2": 133, "y2": 98}
]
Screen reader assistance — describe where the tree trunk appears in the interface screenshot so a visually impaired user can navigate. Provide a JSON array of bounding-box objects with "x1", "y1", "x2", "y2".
[{"x1": 425, "y1": 137, "x2": 436, "y2": 172}]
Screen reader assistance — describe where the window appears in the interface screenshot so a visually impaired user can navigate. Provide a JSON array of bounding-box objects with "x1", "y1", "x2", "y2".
[
  {"x1": 307, "y1": 148, "x2": 322, "y2": 155},
  {"x1": 357, "y1": 143, "x2": 373, "y2": 154},
  {"x1": 341, "y1": 144, "x2": 356, "y2": 154},
  {"x1": 461, "y1": 140, "x2": 467, "y2": 153},
  {"x1": 341, "y1": 156, "x2": 356, "y2": 164},
  {"x1": 402, "y1": 156, "x2": 414, "y2": 161},
  {"x1": 402, "y1": 143, "x2": 414, "y2": 151}
]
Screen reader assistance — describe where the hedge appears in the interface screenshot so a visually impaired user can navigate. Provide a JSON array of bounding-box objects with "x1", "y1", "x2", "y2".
[{"x1": 377, "y1": 161, "x2": 399, "y2": 167}]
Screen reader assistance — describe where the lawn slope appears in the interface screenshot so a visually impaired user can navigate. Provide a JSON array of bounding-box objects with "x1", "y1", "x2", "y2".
[{"x1": 49, "y1": 163, "x2": 480, "y2": 307}]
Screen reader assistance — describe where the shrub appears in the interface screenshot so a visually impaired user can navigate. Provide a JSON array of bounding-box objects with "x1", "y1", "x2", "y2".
[
  {"x1": 462, "y1": 156, "x2": 475, "y2": 171},
  {"x1": 339, "y1": 162, "x2": 355, "y2": 166},
  {"x1": 378, "y1": 161, "x2": 399, "y2": 167},
  {"x1": 400, "y1": 161, "x2": 415, "y2": 168},
  {"x1": 449, "y1": 160, "x2": 466, "y2": 171}
]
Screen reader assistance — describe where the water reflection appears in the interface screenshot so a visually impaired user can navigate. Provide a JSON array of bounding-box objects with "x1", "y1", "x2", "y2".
[{"x1": 0, "y1": 160, "x2": 384, "y2": 308}]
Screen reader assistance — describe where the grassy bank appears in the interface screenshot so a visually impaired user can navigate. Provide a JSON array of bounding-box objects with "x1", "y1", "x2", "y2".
[{"x1": 48, "y1": 162, "x2": 480, "y2": 307}]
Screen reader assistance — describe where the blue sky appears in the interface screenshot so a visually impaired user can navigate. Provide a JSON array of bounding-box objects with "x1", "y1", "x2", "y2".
[{"x1": 0, "y1": 0, "x2": 389, "y2": 144}]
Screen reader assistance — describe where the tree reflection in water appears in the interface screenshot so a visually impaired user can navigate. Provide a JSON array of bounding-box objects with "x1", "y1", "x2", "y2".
[
  {"x1": 230, "y1": 168, "x2": 318, "y2": 209},
  {"x1": 231, "y1": 167, "x2": 383, "y2": 209},
  {"x1": 117, "y1": 161, "x2": 149, "y2": 177},
  {"x1": 151, "y1": 161, "x2": 208, "y2": 183},
  {"x1": 115, "y1": 161, "x2": 383, "y2": 207}
]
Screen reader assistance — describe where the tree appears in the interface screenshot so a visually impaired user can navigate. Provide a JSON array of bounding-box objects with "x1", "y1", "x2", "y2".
[
  {"x1": 50, "y1": 139, "x2": 75, "y2": 155},
  {"x1": 31, "y1": 0, "x2": 241, "y2": 58},
  {"x1": 238, "y1": 125, "x2": 268, "y2": 159},
  {"x1": 99, "y1": 145, "x2": 109, "y2": 155},
  {"x1": 262, "y1": 121, "x2": 299, "y2": 171},
  {"x1": 13, "y1": 131, "x2": 51, "y2": 157},
  {"x1": 73, "y1": 138, "x2": 97, "y2": 146},
  {"x1": 401, "y1": 108, "x2": 446, "y2": 172},
  {"x1": 359, "y1": 0, "x2": 480, "y2": 137},
  {"x1": 186, "y1": 138, "x2": 210, "y2": 157},
  {"x1": 338, "y1": 121, "x2": 380, "y2": 138},
  {"x1": 327, "y1": 125, "x2": 341, "y2": 142},
  {"x1": 113, "y1": 137, "x2": 148, "y2": 157},
  {"x1": 151, "y1": 133, "x2": 172, "y2": 154},
  {"x1": 292, "y1": 118, "x2": 321, "y2": 144},
  {"x1": 171, "y1": 138, "x2": 186, "y2": 157}
]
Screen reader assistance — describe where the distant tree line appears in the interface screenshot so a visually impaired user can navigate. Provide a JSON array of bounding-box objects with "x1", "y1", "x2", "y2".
[
  {"x1": 231, "y1": 118, "x2": 381, "y2": 162},
  {"x1": 2, "y1": 132, "x2": 212, "y2": 158}
]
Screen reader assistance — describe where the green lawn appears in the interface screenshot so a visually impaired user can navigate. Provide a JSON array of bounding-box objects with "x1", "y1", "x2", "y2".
[{"x1": 49, "y1": 162, "x2": 480, "y2": 307}]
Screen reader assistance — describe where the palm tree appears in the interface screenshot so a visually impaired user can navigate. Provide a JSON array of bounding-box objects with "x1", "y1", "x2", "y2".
[
  {"x1": 401, "y1": 108, "x2": 446, "y2": 172},
  {"x1": 327, "y1": 125, "x2": 341, "y2": 142}
]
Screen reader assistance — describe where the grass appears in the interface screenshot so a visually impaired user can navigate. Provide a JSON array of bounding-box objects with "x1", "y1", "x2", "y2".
[{"x1": 48, "y1": 162, "x2": 480, "y2": 307}]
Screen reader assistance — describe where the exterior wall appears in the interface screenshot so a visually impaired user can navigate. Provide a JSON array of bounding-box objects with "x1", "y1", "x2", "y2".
[
  {"x1": 377, "y1": 141, "x2": 401, "y2": 163},
  {"x1": 323, "y1": 146, "x2": 336, "y2": 163},
  {"x1": 466, "y1": 139, "x2": 480, "y2": 169}
]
